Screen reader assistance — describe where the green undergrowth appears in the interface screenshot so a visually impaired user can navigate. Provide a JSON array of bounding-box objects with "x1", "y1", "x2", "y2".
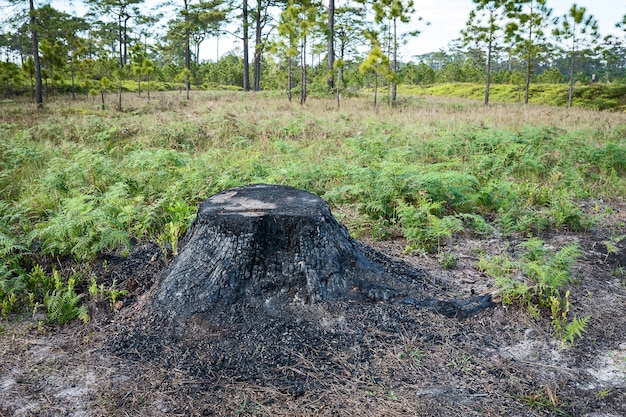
[
  {"x1": 1, "y1": 94, "x2": 625, "y2": 328},
  {"x1": 10, "y1": 79, "x2": 244, "y2": 100},
  {"x1": 399, "y1": 82, "x2": 626, "y2": 111},
  {"x1": 478, "y1": 238, "x2": 589, "y2": 345}
]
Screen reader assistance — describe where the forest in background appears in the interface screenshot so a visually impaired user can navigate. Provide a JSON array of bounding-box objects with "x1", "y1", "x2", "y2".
[{"x1": 1, "y1": 0, "x2": 626, "y2": 108}]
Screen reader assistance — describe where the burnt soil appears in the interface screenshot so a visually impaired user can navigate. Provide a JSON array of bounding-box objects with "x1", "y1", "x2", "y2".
[{"x1": 1, "y1": 200, "x2": 625, "y2": 417}]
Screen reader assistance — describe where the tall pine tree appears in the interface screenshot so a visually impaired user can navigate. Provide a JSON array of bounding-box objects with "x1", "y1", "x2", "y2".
[
  {"x1": 505, "y1": 0, "x2": 552, "y2": 104},
  {"x1": 461, "y1": 0, "x2": 507, "y2": 106},
  {"x1": 553, "y1": 4, "x2": 599, "y2": 108}
]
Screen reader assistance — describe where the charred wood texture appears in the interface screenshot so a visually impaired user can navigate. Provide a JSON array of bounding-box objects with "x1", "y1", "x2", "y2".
[{"x1": 149, "y1": 184, "x2": 491, "y2": 325}]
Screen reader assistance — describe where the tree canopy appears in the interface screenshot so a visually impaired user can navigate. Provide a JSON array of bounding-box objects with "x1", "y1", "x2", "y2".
[{"x1": 0, "y1": 0, "x2": 624, "y2": 107}]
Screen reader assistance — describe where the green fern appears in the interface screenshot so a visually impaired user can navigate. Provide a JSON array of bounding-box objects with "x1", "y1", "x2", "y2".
[
  {"x1": 456, "y1": 213, "x2": 495, "y2": 236},
  {"x1": 550, "y1": 290, "x2": 589, "y2": 346},
  {"x1": 0, "y1": 232, "x2": 26, "y2": 289},
  {"x1": 1, "y1": 292, "x2": 17, "y2": 319},
  {"x1": 397, "y1": 201, "x2": 465, "y2": 253},
  {"x1": 23, "y1": 264, "x2": 54, "y2": 302},
  {"x1": 550, "y1": 244, "x2": 583, "y2": 271},
  {"x1": 480, "y1": 239, "x2": 586, "y2": 344},
  {"x1": 0, "y1": 275, "x2": 24, "y2": 319},
  {"x1": 0, "y1": 232, "x2": 26, "y2": 258},
  {"x1": 0, "y1": 203, "x2": 30, "y2": 315},
  {"x1": 34, "y1": 193, "x2": 130, "y2": 260},
  {"x1": 562, "y1": 315, "x2": 590, "y2": 345},
  {"x1": 43, "y1": 271, "x2": 89, "y2": 325}
]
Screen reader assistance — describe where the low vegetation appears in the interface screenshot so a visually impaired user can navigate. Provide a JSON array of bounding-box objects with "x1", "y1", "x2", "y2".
[
  {"x1": 477, "y1": 238, "x2": 589, "y2": 345},
  {"x1": 399, "y1": 82, "x2": 626, "y2": 111},
  {"x1": 1, "y1": 92, "x2": 625, "y2": 342}
]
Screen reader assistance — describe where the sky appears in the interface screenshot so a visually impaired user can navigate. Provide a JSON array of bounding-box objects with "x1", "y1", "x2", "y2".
[
  {"x1": 50, "y1": 0, "x2": 624, "y2": 62},
  {"x1": 402, "y1": 0, "x2": 623, "y2": 58},
  {"x1": 197, "y1": 0, "x2": 624, "y2": 62}
]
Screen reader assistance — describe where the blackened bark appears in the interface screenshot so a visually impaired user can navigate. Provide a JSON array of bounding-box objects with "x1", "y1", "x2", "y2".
[
  {"x1": 149, "y1": 185, "x2": 493, "y2": 327},
  {"x1": 151, "y1": 185, "x2": 375, "y2": 321}
]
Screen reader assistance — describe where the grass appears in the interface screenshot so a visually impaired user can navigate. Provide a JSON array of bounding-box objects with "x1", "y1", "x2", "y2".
[
  {"x1": 1, "y1": 91, "x2": 625, "y2": 329},
  {"x1": 398, "y1": 82, "x2": 626, "y2": 111}
]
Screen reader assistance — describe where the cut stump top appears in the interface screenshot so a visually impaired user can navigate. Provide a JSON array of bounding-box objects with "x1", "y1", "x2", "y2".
[{"x1": 200, "y1": 184, "x2": 327, "y2": 218}]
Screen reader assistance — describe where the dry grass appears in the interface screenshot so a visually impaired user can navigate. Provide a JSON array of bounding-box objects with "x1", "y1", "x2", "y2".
[{"x1": 4, "y1": 90, "x2": 625, "y2": 136}]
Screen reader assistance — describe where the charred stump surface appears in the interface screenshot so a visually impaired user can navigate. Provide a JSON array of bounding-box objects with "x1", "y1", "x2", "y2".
[{"x1": 148, "y1": 184, "x2": 491, "y2": 328}]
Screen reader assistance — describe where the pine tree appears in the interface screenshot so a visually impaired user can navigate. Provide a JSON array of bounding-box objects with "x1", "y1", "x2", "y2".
[
  {"x1": 505, "y1": 0, "x2": 552, "y2": 104},
  {"x1": 553, "y1": 5, "x2": 599, "y2": 108},
  {"x1": 461, "y1": 0, "x2": 507, "y2": 106}
]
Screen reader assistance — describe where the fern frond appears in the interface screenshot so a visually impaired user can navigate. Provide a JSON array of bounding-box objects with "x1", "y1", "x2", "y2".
[
  {"x1": 562, "y1": 315, "x2": 589, "y2": 346},
  {"x1": 551, "y1": 244, "x2": 582, "y2": 270},
  {"x1": 44, "y1": 280, "x2": 86, "y2": 326},
  {"x1": 0, "y1": 233, "x2": 26, "y2": 257},
  {"x1": 77, "y1": 305, "x2": 90, "y2": 323}
]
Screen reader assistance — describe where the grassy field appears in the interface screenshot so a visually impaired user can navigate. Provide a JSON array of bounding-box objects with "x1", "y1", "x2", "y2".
[
  {"x1": 1, "y1": 91, "x2": 626, "y2": 415},
  {"x1": 1, "y1": 91, "x2": 625, "y2": 321},
  {"x1": 399, "y1": 82, "x2": 626, "y2": 111}
]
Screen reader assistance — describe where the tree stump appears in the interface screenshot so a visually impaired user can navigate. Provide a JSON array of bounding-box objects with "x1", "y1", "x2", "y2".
[
  {"x1": 151, "y1": 184, "x2": 395, "y2": 322},
  {"x1": 148, "y1": 184, "x2": 492, "y2": 325}
]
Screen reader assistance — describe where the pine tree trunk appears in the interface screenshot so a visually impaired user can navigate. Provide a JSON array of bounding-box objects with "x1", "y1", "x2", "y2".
[
  {"x1": 118, "y1": 80, "x2": 122, "y2": 111},
  {"x1": 339, "y1": 40, "x2": 345, "y2": 85},
  {"x1": 524, "y1": 20, "x2": 533, "y2": 105},
  {"x1": 243, "y1": 0, "x2": 250, "y2": 91},
  {"x1": 568, "y1": 51, "x2": 575, "y2": 108},
  {"x1": 336, "y1": 67, "x2": 340, "y2": 109},
  {"x1": 185, "y1": 0, "x2": 191, "y2": 100},
  {"x1": 287, "y1": 57, "x2": 292, "y2": 102},
  {"x1": 485, "y1": 37, "x2": 492, "y2": 106},
  {"x1": 327, "y1": 0, "x2": 335, "y2": 89},
  {"x1": 374, "y1": 73, "x2": 378, "y2": 107},
  {"x1": 29, "y1": 0, "x2": 43, "y2": 109},
  {"x1": 123, "y1": 15, "x2": 130, "y2": 66},
  {"x1": 300, "y1": 37, "x2": 307, "y2": 105},
  {"x1": 253, "y1": 1, "x2": 263, "y2": 91},
  {"x1": 118, "y1": 13, "x2": 124, "y2": 67},
  {"x1": 392, "y1": 17, "x2": 397, "y2": 106},
  {"x1": 71, "y1": 60, "x2": 76, "y2": 100}
]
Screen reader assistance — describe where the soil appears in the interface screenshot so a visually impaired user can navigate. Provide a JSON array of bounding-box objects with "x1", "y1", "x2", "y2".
[{"x1": 1, "y1": 199, "x2": 625, "y2": 417}]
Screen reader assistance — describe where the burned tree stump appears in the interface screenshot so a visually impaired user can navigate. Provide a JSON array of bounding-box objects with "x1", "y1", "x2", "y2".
[
  {"x1": 149, "y1": 184, "x2": 491, "y2": 325},
  {"x1": 151, "y1": 184, "x2": 395, "y2": 322}
]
